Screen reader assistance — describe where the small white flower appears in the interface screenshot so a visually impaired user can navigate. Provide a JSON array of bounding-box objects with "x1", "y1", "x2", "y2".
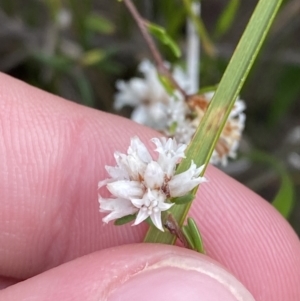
[
  {"x1": 114, "y1": 60, "x2": 246, "y2": 166},
  {"x1": 114, "y1": 59, "x2": 189, "y2": 130},
  {"x1": 168, "y1": 162, "x2": 206, "y2": 197},
  {"x1": 98, "y1": 136, "x2": 206, "y2": 231},
  {"x1": 114, "y1": 79, "x2": 148, "y2": 110},
  {"x1": 152, "y1": 137, "x2": 187, "y2": 177},
  {"x1": 132, "y1": 189, "x2": 173, "y2": 231}
]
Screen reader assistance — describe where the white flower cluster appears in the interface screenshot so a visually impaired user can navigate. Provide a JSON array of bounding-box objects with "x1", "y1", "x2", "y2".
[
  {"x1": 114, "y1": 60, "x2": 192, "y2": 132},
  {"x1": 114, "y1": 60, "x2": 246, "y2": 166},
  {"x1": 98, "y1": 137, "x2": 206, "y2": 231}
]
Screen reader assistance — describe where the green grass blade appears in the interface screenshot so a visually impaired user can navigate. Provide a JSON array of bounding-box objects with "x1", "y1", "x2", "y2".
[
  {"x1": 181, "y1": 0, "x2": 216, "y2": 57},
  {"x1": 182, "y1": 226, "x2": 195, "y2": 250},
  {"x1": 147, "y1": 22, "x2": 182, "y2": 58},
  {"x1": 187, "y1": 217, "x2": 205, "y2": 253},
  {"x1": 214, "y1": 0, "x2": 240, "y2": 39},
  {"x1": 249, "y1": 150, "x2": 295, "y2": 218},
  {"x1": 272, "y1": 172, "x2": 294, "y2": 218},
  {"x1": 144, "y1": 0, "x2": 284, "y2": 244}
]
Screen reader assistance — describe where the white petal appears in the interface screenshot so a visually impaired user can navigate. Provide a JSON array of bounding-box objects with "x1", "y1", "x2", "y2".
[
  {"x1": 165, "y1": 95, "x2": 187, "y2": 124},
  {"x1": 99, "y1": 196, "x2": 133, "y2": 212},
  {"x1": 128, "y1": 136, "x2": 152, "y2": 163},
  {"x1": 130, "y1": 197, "x2": 146, "y2": 208},
  {"x1": 152, "y1": 137, "x2": 187, "y2": 177},
  {"x1": 149, "y1": 103, "x2": 168, "y2": 124},
  {"x1": 203, "y1": 91, "x2": 215, "y2": 101},
  {"x1": 169, "y1": 119, "x2": 195, "y2": 145},
  {"x1": 150, "y1": 211, "x2": 164, "y2": 232},
  {"x1": 144, "y1": 161, "x2": 165, "y2": 189},
  {"x1": 99, "y1": 196, "x2": 137, "y2": 223},
  {"x1": 132, "y1": 190, "x2": 173, "y2": 231},
  {"x1": 107, "y1": 180, "x2": 144, "y2": 199},
  {"x1": 129, "y1": 78, "x2": 149, "y2": 100},
  {"x1": 113, "y1": 151, "x2": 146, "y2": 181},
  {"x1": 158, "y1": 201, "x2": 174, "y2": 211},
  {"x1": 114, "y1": 79, "x2": 148, "y2": 110},
  {"x1": 151, "y1": 137, "x2": 166, "y2": 154},
  {"x1": 133, "y1": 208, "x2": 149, "y2": 225},
  {"x1": 138, "y1": 59, "x2": 153, "y2": 74},
  {"x1": 115, "y1": 148, "x2": 149, "y2": 181},
  {"x1": 134, "y1": 103, "x2": 169, "y2": 131},
  {"x1": 105, "y1": 165, "x2": 129, "y2": 180},
  {"x1": 230, "y1": 99, "x2": 246, "y2": 117},
  {"x1": 122, "y1": 153, "x2": 147, "y2": 180},
  {"x1": 152, "y1": 137, "x2": 187, "y2": 159},
  {"x1": 98, "y1": 178, "x2": 110, "y2": 189},
  {"x1": 131, "y1": 105, "x2": 150, "y2": 125},
  {"x1": 168, "y1": 162, "x2": 207, "y2": 197},
  {"x1": 237, "y1": 113, "x2": 246, "y2": 130}
]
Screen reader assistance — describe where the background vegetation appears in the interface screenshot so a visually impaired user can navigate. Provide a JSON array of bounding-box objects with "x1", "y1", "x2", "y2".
[{"x1": 0, "y1": 0, "x2": 299, "y2": 234}]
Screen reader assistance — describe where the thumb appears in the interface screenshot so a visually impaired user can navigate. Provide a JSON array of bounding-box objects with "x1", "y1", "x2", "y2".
[{"x1": 1, "y1": 244, "x2": 254, "y2": 301}]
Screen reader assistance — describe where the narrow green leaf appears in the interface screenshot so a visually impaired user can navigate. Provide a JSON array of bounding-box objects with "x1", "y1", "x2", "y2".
[
  {"x1": 198, "y1": 85, "x2": 218, "y2": 94},
  {"x1": 69, "y1": 0, "x2": 93, "y2": 48},
  {"x1": 187, "y1": 218, "x2": 205, "y2": 253},
  {"x1": 182, "y1": 226, "x2": 196, "y2": 250},
  {"x1": 72, "y1": 71, "x2": 95, "y2": 107},
  {"x1": 79, "y1": 49, "x2": 106, "y2": 66},
  {"x1": 114, "y1": 214, "x2": 136, "y2": 226},
  {"x1": 249, "y1": 150, "x2": 295, "y2": 218},
  {"x1": 214, "y1": 0, "x2": 240, "y2": 39},
  {"x1": 147, "y1": 22, "x2": 181, "y2": 58},
  {"x1": 32, "y1": 53, "x2": 72, "y2": 71},
  {"x1": 268, "y1": 66, "x2": 300, "y2": 127},
  {"x1": 144, "y1": 0, "x2": 284, "y2": 245},
  {"x1": 45, "y1": 0, "x2": 62, "y2": 20},
  {"x1": 272, "y1": 172, "x2": 294, "y2": 218},
  {"x1": 157, "y1": 73, "x2": 175, "y2": 95},
  {"x1": 169, "y1": 122, "x2": 178, "y2": 135},
  {"x1": 163, "y1": 6, "x2": 186, "y2": 38},
  {"x1": 85, "y1": 13, "x2": 115, "y2": 34}
]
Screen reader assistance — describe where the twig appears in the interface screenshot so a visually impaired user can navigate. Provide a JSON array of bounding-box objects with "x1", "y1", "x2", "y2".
[
  {"x1": 164, "y1": 213, "x2": 191, "y2": 249},
  {"x1": 122, "y1": 0, "x2": 187, "y2": 98}
]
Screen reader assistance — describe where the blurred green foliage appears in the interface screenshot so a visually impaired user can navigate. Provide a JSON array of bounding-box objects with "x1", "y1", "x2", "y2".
[
  {"x1": 0, "y1": 0, "x2": 299, "y2": 234},
  {"x1": 147, "y1": 22, "x2": 181, "y2": 58},
  {"x1": 250, "y1": 150, "x2": 295, "y2": 218}
]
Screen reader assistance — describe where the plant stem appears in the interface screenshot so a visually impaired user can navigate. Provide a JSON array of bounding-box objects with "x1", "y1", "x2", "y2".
[
  {"x1": 186, "y1": 0, "x2": 201, "y2": 93},
  {"x1": 144, "y1": 0, "x2": 284, "y2": 245},
  {"x1": 122, "y1": 0, "x2": 187, "y2": 98},
  {"x1": 182, "y1": 0, "x2": 216, "y2": 57}
]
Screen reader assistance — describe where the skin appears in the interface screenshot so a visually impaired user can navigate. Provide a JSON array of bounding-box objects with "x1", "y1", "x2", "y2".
[{"x1": 0, "y1": 73, "x2": 299, "y2": 300}]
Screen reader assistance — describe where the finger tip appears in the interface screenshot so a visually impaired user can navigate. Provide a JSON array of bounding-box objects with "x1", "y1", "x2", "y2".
[
  {"x1": 107, "y1": 244, "x2": 255, "y2": 301},
  {"x1": 191, "y1": 165, "x2": 300, "y2": 300},
  {"x1": 1, "y1": 244, "x2": 255, "y2": 301}
]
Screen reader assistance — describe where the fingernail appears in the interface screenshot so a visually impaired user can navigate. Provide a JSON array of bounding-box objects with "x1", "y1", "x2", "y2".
[{"x1": 107, "y1": 255, "x2": 255, "y2": 301}]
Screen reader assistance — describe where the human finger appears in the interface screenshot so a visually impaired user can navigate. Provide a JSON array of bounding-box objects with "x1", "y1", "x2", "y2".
[
  {"x1": 0, "y1": 244, "x2": 255, "y2": 301},
  {"x1": 0, "y1": 73, "x2": 299, "y2": 301}
]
